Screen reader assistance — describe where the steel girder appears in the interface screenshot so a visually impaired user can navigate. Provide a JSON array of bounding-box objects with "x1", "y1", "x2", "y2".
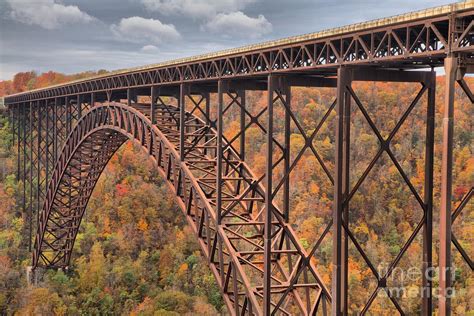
[{"x1": 4, "y1": 7, "x2": 473, "y2": 105}]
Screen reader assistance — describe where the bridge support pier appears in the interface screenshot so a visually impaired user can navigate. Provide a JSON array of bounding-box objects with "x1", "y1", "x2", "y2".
[
  {"x1": 332, "y1": 67, "x2": 436, "y2": 315},
  {"x1": 333, "y1": 66, "x2": 350, "y2": 316},
  {"x1": 439, "y1": 56, "x2": 474, "y2": 316},
  {"x1": 264, "y1": 74, "x2": 298, "y2": 315},
  {"x1": 23, "y1": 103, "x2": 29, "y2": 250}
]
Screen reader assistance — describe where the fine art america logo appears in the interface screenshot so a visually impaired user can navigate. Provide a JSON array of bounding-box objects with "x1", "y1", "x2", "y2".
[{"x1": 376, "y1": 264, "x2": 457, "y2": 300}]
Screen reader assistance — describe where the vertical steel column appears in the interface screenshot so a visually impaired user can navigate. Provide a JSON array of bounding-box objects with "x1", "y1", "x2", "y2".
[
  {"x1": 127, "y1": 88, "x2": 133, "y2": 107},
  {"x1": 150, "y1": 86, "x2": 157, "y2": 124},
  {"x1": 66, "y1": 96, "x2": 71, "y2": 135},
  {"x1": 283, "y1": 86, "x2": 291, "y2": 222},
  {"x1": 342, "y1": 81, "x2": 351, "y2": 316},
  {"x1": 10, "y1": 105, "x2": 15, "y2": 148},
  {"x1": 216, "y1": 80, "x2": 226, "y2": 285},
  {"x1": 45, "y1": 100, "x2": 50, "y2": 195},
  {"x1": 17, "y1": 105, "x2": 21, "y2": 180},
  {"x1": 204, "y1": 91, "x2": 211, "y2": 156},
  {"x1": 66, "y1": 96, "x2": 72, "y2": 253},
  {"x1": 333, "y1": 67, "x2": 351, "y2": 316},
  {"x1": 77, "y1": 94, "x2": 82, "y2": 119},
  {"x1": 22, "y1": 104, "x2": 27, "y2": 226},
  {"x1": 36, "y1": 100, "x2": 42, "y2": 233},
  {"x1": 91, "y1": 92, "x2": 95, "y2": 108},
  {"x1": 53, "y1": 98, "x2": 58, "y2": 164},
  {"x1": 439, "y1": 56, "x2": 457, "y2": 316},
  {"x1": 179, "y1": 84, "x2": 187, "y2": 160},
  {"x1": 217, "y1": 80, "x2": 225, "y2": 223},
  {"x1": 28, "y1": 101, "x2": 34, "y2": 252},
  {"x1": 421, "y1": 71, "x2": 436, "y2": 315},
  {"x1": 263, "y1": 74, "x2": 275, "y2": 315},
  {"x1": 239, "y1": 90, "x2": 246, "y2": 161},
  {"x1": 205, "y1": 92, "x2": 210, "y2": 124}
]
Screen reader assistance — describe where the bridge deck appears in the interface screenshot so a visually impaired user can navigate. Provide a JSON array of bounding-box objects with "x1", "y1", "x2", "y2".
[{"x1": 5, "y1": 1, "x2": 474, "y2": 104}]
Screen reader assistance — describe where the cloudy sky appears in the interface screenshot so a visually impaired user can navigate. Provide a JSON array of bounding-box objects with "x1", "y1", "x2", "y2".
[{"x1": 0, "y1": 0, "x2": 453, "y2": 80}]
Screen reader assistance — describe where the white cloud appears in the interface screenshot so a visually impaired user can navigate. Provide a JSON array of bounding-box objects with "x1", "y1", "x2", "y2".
[
  {"x1": 111, "y1": 17, "x2": 180, "y2": 45},
  {"x1": 6, "y1": 0, "x2": 94, "y2": 30},
  {"x1": 139, "y1": 0, "x2": 271, "y2": 39},
  {"x1": 141, "y1": 0, "x2": 256, "y2": 19},
  {"x1": 203, "y1": 11, "x2": 272, "y2": 39},
  {"x1": 141, "y1": 45, "x2": 160, "y2": 53}
]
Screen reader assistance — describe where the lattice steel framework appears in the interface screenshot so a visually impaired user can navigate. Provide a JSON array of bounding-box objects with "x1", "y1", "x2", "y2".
[
  {"x1": 31, "y1": 101, "x2": 335, "y2": 314},
  {"x1": 4, "y1": 3, "x2": 474, "y2": 315},
  {"x1": 333, "y1": 69, "x2": 436, "y2": 314}
]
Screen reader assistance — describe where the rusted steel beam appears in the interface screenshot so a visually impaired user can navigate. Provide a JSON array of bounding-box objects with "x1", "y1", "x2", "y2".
[
  {"x1": 16, "y1": 105, "x2": 20, "y2": 180},
  {"x1": 333, "y1": 67, "x2": 351, "y2": 316},
  {"x1": 150, "y1": 86, "x2": 157, "y2": 124},
  {"x1": 21, "y1": 104, "x2": 28, "y2": 249},
  {"x1": 341, "y1": 76, "x2": 351, "y2": 316},
  {"x1": 53, "y1": 98, "x2": 58, "y2": 163},
  {"x1": 217, "y1": 80, "x2": 225, "y2": 224},
  {"x1": 238, "y1": 89, "x2": 246, "y2": 161},
  {"x1": 77, "y1": 94, "x2": 82, "y2": 119},
  {"x1": 179, "y1": 84, "x2": 188, "y2": 160},
  {"x1": 283, "y1": 84, "x2": 290, "y2": 223},
  {"x1": 422, "y1": 71, "x2": 436, "y2": 315},
  {"x1": 28, "y1": 101, "x2": 34, "y2": 252},
  {"x1": 439, "y1": 56, "x2": 457, "y2": 316},
  {"x1": 36, "y1": 100, "x2": 42, "y2": 242},
  {"x1": 216, "y1": 80, "x2": 226, "y2": 290},
  {"x1": 263, "y1": 74, "x2": 274, "y2": 315}
]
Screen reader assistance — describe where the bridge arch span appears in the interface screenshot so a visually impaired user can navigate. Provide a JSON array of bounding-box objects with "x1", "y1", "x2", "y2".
[{"x1": 33, "y1": 102, "x2": 330, "y2": 315}]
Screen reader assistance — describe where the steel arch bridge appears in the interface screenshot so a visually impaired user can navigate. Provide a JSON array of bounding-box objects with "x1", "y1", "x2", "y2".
[
  {"x1": 4, "y1": 2, "x2": 474, "y2": 315},
  {"x1": 34, "y1": 101, "x2": 332, "y2": 314}
]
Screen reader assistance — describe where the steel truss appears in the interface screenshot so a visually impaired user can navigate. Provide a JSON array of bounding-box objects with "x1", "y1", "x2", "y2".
[
  {"x1": 3, "y1": 6, "x2": 473, "y2": 315},
  {"x1": 31, "y1": 92, "x2": 335, "y2": 314},
  {"x1": 4, "y1": 6, "x2": 473, "y2": 105}
]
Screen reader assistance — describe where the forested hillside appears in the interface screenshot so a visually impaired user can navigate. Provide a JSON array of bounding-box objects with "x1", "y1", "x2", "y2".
[
  {"x1": 0, "y1": 118, "x2": 223, "y2": 314},
  {"x1": 0, "y1": 72, "x2": 472, "y2": 314}
]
